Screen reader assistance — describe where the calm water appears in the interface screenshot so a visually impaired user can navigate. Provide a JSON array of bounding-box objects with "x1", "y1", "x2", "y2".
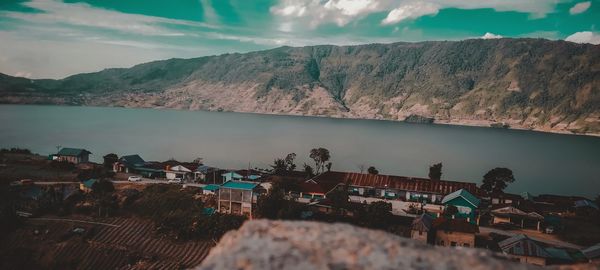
[{"x1": 1, "y1": 105, "x2": 599, "y2": 197}]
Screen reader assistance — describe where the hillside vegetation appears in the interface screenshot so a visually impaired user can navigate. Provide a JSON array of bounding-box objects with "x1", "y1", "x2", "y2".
[{"x1": 1, "y1": 38, "x2": 599, "y2": 135}]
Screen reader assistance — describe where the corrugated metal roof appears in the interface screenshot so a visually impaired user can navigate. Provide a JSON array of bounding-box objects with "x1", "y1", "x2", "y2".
[
  {"x1": 574, "y1": 199, "x2": 599, "y2": 210},
  {"x1": 311, "y1": 171, "x2": 478, "y2": 195},
  {"x1": 57, "y1": 147, "x2": 91, "y2": 157},
  {"x1": 441, "y1": 189, "x2": 481, "y2": 207},
  {"x1": 582, "y1": 244, "x2": 600, "y2": 259},
  {"x1": 412, "y1": 213, "x2": 434, "y2": 232},
  {"x1": 119, "y1": 154, "x2": 145, "y2": 166},
  {"x1": 498, "y1": 234, "x2": 552, "y2": 258}
]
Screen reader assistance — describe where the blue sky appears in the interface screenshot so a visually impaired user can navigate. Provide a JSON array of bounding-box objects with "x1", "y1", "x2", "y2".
[{"x1": 0, "y1": 0, "x2": 598, "y2": 79}]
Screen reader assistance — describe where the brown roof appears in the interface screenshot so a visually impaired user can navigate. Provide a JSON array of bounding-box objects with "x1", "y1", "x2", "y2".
[
  {"x1": 312, "y1": 171, "x2": 478, "y2": 195},
  {"x1": 298, "y1": 181, "x2": 327, "y2": 194},
  {"x1": 432, "y1": 217, "x2": 479, "y2": 234}
]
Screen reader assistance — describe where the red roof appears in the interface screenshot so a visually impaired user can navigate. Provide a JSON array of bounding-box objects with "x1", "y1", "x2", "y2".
[{"x1": 311, "y1": 171, "x2": 478, "y2": 195}]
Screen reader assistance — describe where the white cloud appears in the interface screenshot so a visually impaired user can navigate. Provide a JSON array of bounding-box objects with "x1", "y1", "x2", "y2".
[
  {"x1": 1, "y1": 0, "x2": 217, "y2": 37},
  {"x1": 569, "y1": 1, "x2": 591, "y2": 15},
  {"x1": 271, "y1": 0, "x2": 560, "y2": 27},
  {"x1": 382, "y1": 2, "x2": 440, "y2": 25},
  {"x1": 481, "y1": 32, "x2": 503, "y2": 39},
  {"x1": 565, "y1": 31, "x2": 600, "y2": 45}
]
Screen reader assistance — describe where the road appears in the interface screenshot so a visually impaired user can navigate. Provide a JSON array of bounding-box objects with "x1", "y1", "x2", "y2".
[
  {"x1": 33, "y1": 179, "x2": 207, "y2": 188},
  {"x1": 479, "y1": 226, "x2": 582, "y2": 249}
]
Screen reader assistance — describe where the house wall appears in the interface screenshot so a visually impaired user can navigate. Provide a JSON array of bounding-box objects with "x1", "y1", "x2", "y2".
[
  {"x1": 435, "y1": 231, "x2": 475, "y2": 248},
  {"x1": 492, "y1": 216, "x2": 511, "y2": 224},
  {"x1": 411, "y1": 229, "x2": 428, "y2": 244},
  {"x1": 218, "y1": 187, "x2": 253, "y2": 218},
  {"x1": 509, "y1": 255, "x2": 546, "y2": 266},
  {"x1": 445, "y1": 197, "x2": 476, "y2": 222}
]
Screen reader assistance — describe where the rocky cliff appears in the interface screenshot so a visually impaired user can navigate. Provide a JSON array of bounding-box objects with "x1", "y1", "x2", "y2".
[
  {"x1": 1, "y1": 38, "x2": 599, "y2": 135},
  {"x1": 194, "y1": 220, "x2": 595, "y2": 270}
]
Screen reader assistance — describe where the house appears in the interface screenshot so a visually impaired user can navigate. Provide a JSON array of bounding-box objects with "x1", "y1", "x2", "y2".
[
  {"x1": 222, "y1": 171, "x2": 244, "y2": 182},
  {"x1": 484, "y1": 192, "x2": 524, "y2": 207},
  {"x1": 203, "y1": 184, "x2": 220, "y2": 195},
  {"x1": 222, "y1": 170, "x2": 262, "y2": 182},
  {"x1": 113, "y1": 154, "x2": 165, "y2": 178},
  {"x1": 441, "y1": 189, "x2": 480, "y2": 223},
  {"x1": 236, "y1": 169, "x2": 262, "y2": 181},
  {"x1": 491, "y1": 206, "x2": 544, "y2": 231},
  {"x1": 411, "y1": 213, "x2": 434, "y2": 244},
  {"x1": 165, "y1": 165, "x2": 193, "y2": 181},
  {"x1": 432, "y1": 217, "x2": 479, "y2": 248},
  {"x1": 217, "y1": 181, "x2": 259, "y2": 218},
  {"x1": 581, "y1": 244, "x2": 600, "y2": 263},
  {"x1": 311, "y1": 171, "x2": 478, "y2": 204},
  {"x1": 194, "y1": 165, "x2": 216, "y2": 182},
  {"x1": 80, "y1": 179, "x2": 98, "y2": 193},
  {"x1": 54, "y1": 147, "x2": 91, "y2": 164},
  {"x1": 574, "y1": 199, "x2": 599, "y2": 211},
  {"x1": 498, "y1": 234, "x2": 553, "y2": 266},
  {"x1": 113, "y1": 154, "x2": 145, "y2": 173}
]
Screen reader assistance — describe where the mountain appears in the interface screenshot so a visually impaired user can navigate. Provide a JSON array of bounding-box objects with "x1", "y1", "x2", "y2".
[{"x1": 1, "y1": 38, "x2": 599, "y2": 135}]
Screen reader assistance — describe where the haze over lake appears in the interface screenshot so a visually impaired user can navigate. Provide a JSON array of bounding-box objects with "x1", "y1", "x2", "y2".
[{"x1": 1, "y1": 104, "x2": 598, "y2": 197}]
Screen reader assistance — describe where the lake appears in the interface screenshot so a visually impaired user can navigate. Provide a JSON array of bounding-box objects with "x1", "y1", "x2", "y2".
[{"x1": 1, "y1": 104, "x2": 599, "y2": 197}]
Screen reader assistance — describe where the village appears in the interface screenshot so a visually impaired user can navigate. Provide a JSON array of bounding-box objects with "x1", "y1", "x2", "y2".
[{"x1": 1, "y1": 146, "x2": 599, "y2": 269}]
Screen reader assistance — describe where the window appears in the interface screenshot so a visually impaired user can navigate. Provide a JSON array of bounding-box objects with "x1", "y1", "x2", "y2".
[
  {"x1": 450, "y1": 242, "x2": 457, "y2": 247},
  {"x1": 463, "y1": 243, "x2": 470, "y2": 247},
  {"x1": 419, "y1": 231, "x2": 423, "y2": 236}
]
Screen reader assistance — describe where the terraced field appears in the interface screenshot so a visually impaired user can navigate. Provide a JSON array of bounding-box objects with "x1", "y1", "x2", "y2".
[{"x1": 1, "y1": 216, "x2": 214, "y2": 269}]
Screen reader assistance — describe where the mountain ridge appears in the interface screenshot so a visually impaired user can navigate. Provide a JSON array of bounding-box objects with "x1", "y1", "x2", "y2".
[{"x1": 1, "y1": 38, "x2": 599, "y2": 136}]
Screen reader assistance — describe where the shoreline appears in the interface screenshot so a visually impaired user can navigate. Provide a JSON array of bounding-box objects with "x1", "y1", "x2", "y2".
[{"x1": 2, "y1": 102, "x2": 600, "y2": 138}]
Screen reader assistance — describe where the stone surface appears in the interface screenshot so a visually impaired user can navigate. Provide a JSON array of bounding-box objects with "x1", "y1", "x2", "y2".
[{"x1": 196, "y1": 220, "x2": 538, "y2": 270}]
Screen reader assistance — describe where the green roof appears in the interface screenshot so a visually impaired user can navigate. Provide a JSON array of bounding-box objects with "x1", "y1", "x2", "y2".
[
  {"x1": 82, "y1": 178, "x2": 98, "y2": 188},
  {"x1": 57, "y1": 147, "x2": 91, "y2": 157},
  {"x1": 203, "y1": 184, "x2": 220, "y2": 191},
  {"x1": 442, "y1": 189, "x2": 481, "y2": 207},
  {"x1": 221, "y1": 181, "x2": 258, "y2": 190}
]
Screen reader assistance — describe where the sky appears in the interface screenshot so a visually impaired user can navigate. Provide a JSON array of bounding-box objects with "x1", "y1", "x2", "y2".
[{"x1": 0, "y1": 0, "x2": 598, "y2": 79}]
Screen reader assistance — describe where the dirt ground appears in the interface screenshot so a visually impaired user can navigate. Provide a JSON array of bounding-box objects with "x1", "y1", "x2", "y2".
[{"x1": 0, "y1": 215, "x2": 215, "y2": 270}]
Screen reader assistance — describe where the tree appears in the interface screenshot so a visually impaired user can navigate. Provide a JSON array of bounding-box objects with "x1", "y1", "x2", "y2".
[
  {"x1": 480, "y1": 168, "x2": 515, "y2": 194},
  {"x1": 309, "y1": 147, "x2": 331, "y2": 174},
  {"x1": 429, "y1": 163, "x2": 442, "y2": 180},
  {"x1": 325, "y1": 162, "x2": 332, "y2": 172},
  {"x1": 303, "y1": 163, "x2": 315, "y2": 178},
  {"x1": 327, "y1": 185, "x2": 349, "y2": 211},
  {"x1": 357, "y1": 164, "x2": 366, "y2": 174},
  {"x1": 91, "y1": 180, "x2": 115, "y2": 217},
  {"x1": 103, "y1": 153, "x2": 118, "y2": 169},
  {"x1": 0, "y1": 181, "x2": 20, "y2": 236},
  {"x1": 256, "y1": 183, "x2": 287, "y2": 219},
  {"x1": 367, "y1": 166, "x2": 379, "y2": 175},
  {"x1": 271, "y1": 153, "x2": 297, "y2": 175},
  {"x1": 361, "y1": 201, "x2": 393, "y2": 229}
]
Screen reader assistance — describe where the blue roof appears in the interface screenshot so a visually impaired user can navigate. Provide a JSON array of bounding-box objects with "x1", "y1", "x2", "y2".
[
  {"x1": 442, "y1": 189, "x2": 481, "y2": 207},
  {"x1": 221, "y1": 181, "x2": 258, "y2": 190},
  {"x1": 82, "y1": 179, "x2": 98, "y2": 188},
  {"x1": 203, "y1": 184, "x2": 220, "y2": 191}
]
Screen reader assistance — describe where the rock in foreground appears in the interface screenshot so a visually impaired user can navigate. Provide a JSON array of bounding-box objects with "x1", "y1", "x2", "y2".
[{"x1": 196, "y1": 220, "x2": 534, "y2": 270}]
